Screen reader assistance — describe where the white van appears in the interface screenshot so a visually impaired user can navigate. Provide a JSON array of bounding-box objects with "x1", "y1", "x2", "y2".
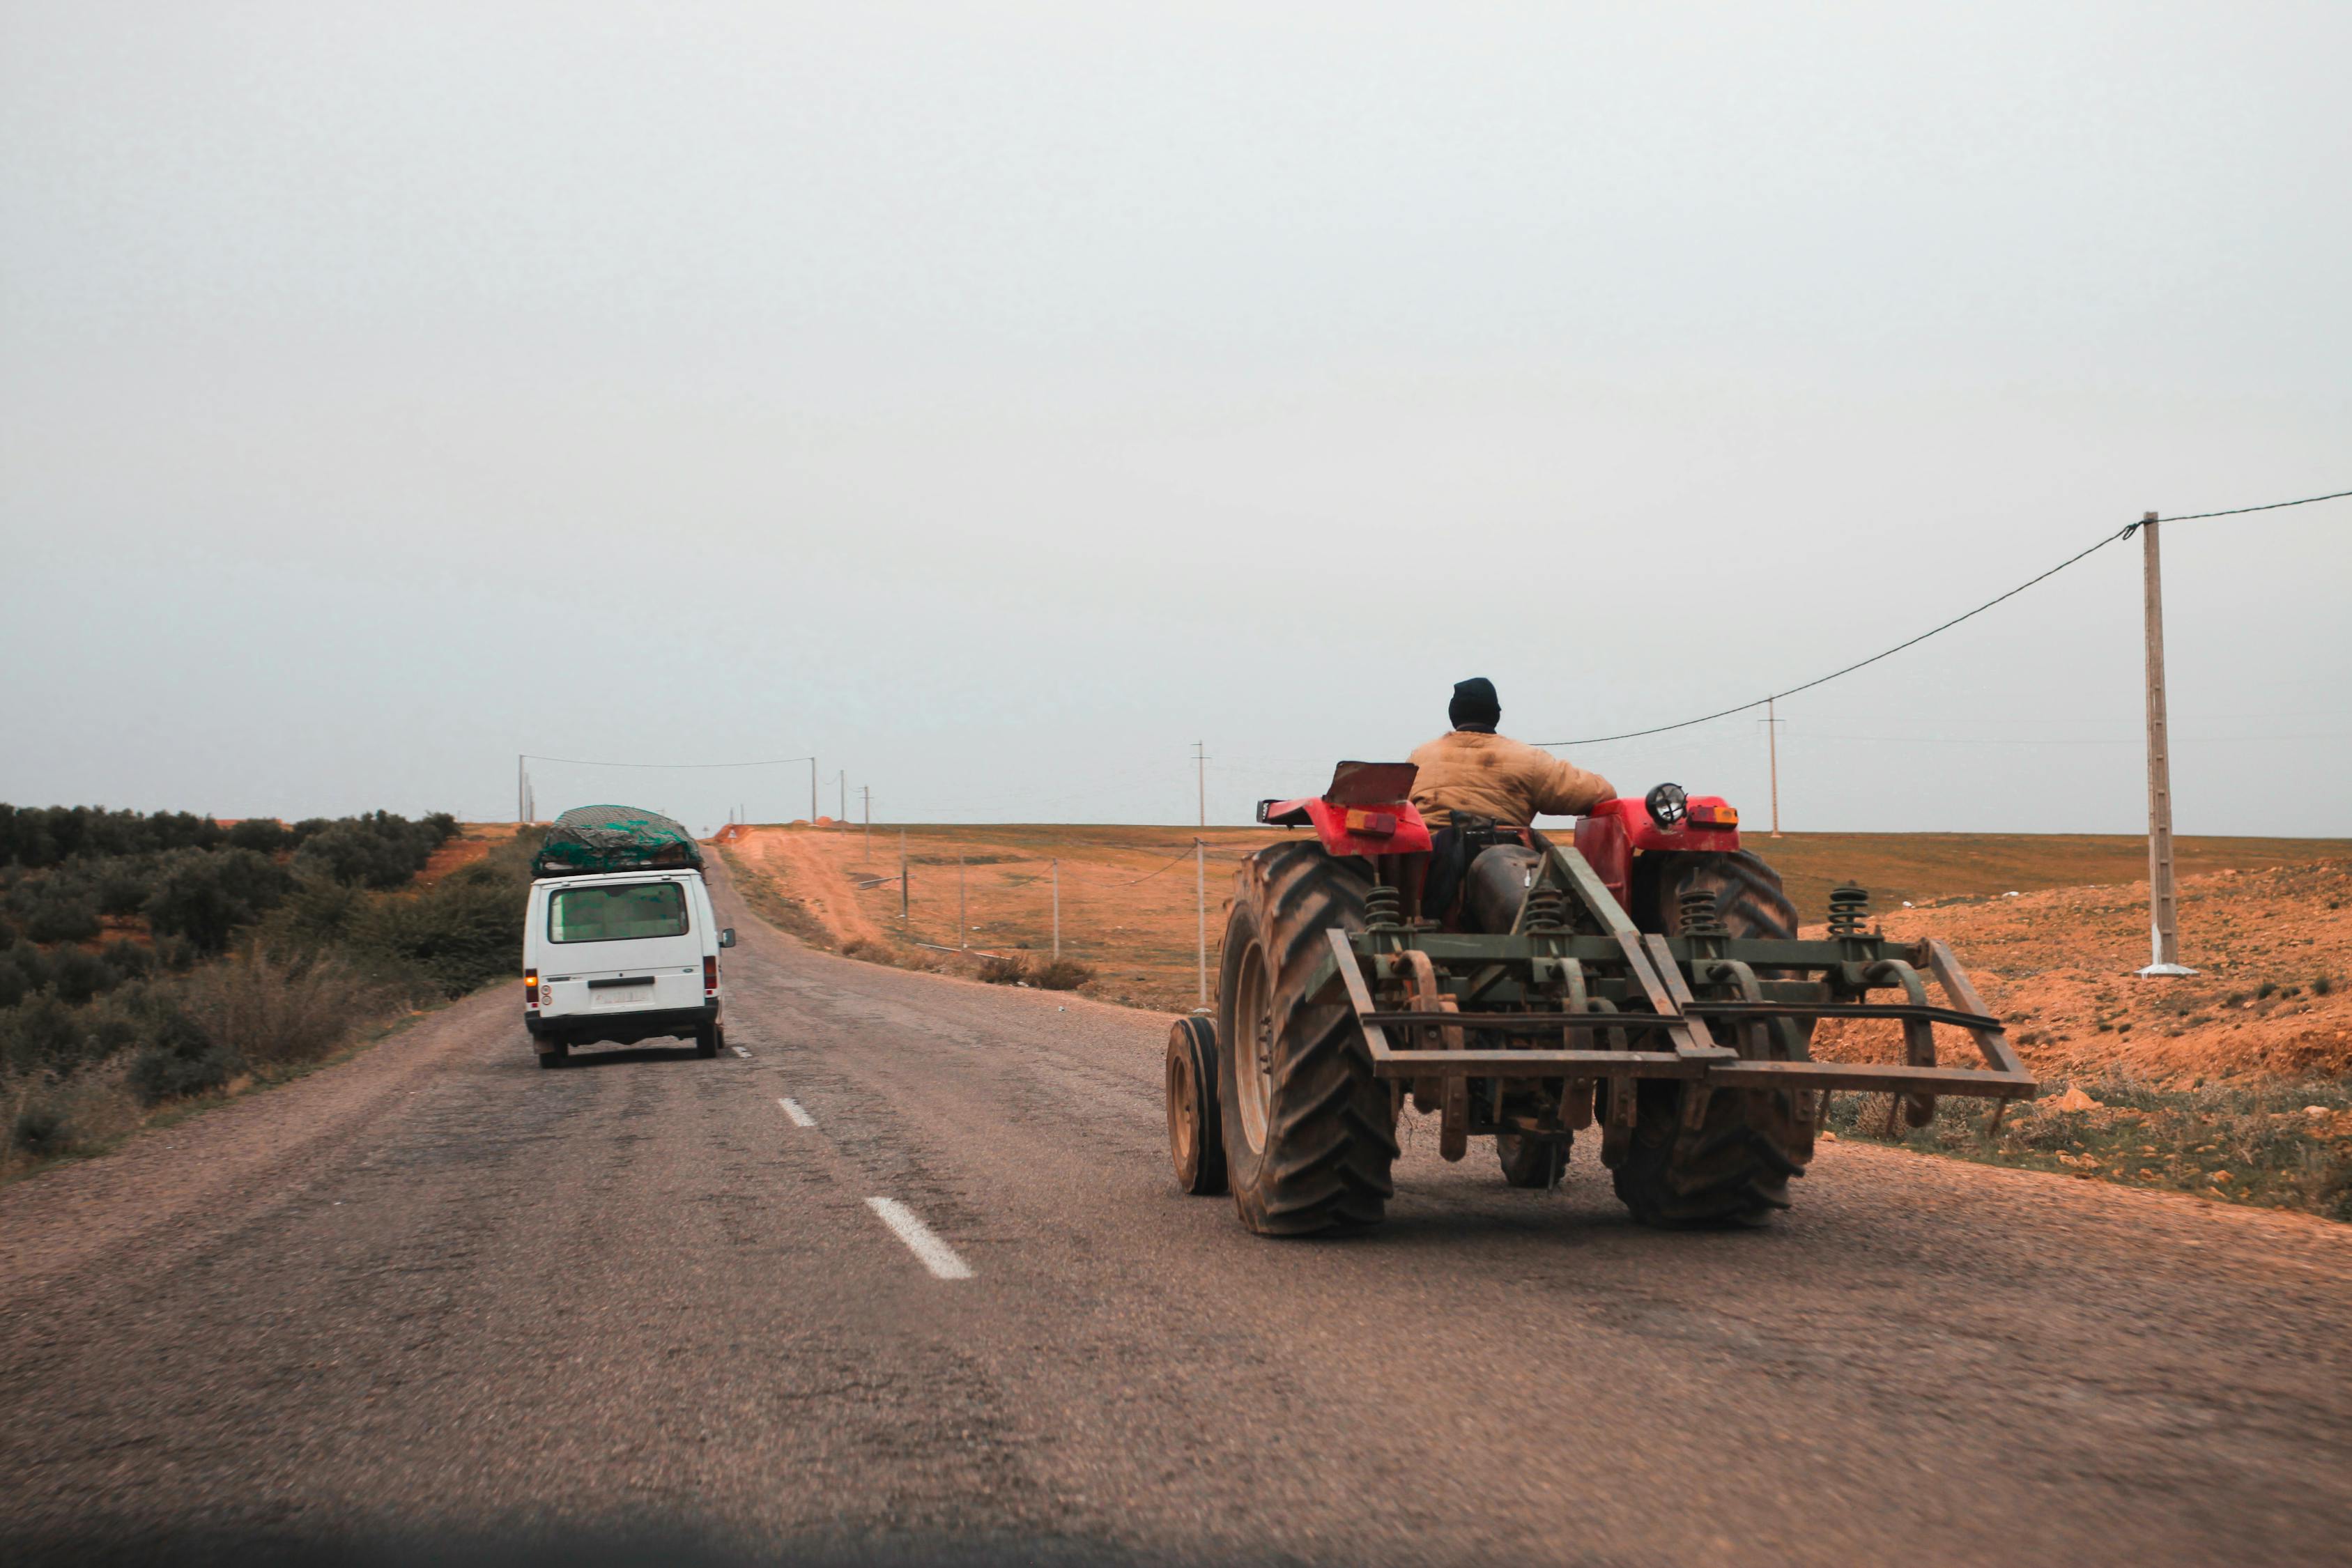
[{"x1": 523, "y1": 869, "x2": 735, "y2": 1067}]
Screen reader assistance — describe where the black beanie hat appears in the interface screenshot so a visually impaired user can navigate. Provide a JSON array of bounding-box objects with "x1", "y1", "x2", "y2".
[{"x1": 1449, "y1": 677, "x2": 1500, "y2": 732}]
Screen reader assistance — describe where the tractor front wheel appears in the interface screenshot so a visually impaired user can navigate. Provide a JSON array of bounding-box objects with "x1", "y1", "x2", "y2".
[
  {"x1": 1216, "y1": 843, "x2": 1397, "y2": 1236},
  {"x1": 1166, "y1": 1015, "x2": 1227, "y2": 1195},
  {"x1": 1496, "y1": 1132, "x2": 1569, "y2": 1189}
]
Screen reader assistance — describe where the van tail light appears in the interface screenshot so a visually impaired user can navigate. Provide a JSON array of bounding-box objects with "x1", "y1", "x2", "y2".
[
  {"x1": 525, "y1": 969, "x2": 541, "y2": 1008},
  {"x1": 703, "y1": 956, "x2": 718, "y2": 996}
]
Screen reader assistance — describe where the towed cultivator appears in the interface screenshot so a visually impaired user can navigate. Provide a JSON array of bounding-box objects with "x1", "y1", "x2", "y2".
[{"x1": 1164, "y1": 763, "x2": 2035, "y2": 1235}]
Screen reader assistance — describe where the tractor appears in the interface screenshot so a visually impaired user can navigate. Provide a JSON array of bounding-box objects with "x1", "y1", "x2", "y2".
[{"x1": 1163, "y1": 762, "x2": 2036, "y2": 1234}]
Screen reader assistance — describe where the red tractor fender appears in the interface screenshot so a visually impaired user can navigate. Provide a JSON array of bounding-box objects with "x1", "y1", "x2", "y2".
[
  {"x1": 1257, "y1": 761, "x2": 1435, "y2": 859},
  {"x1": 1574, "y1": 795, "x2": 1742, "y2": 912}
]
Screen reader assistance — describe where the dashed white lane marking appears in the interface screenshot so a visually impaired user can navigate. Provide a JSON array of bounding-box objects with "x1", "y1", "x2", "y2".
[
  {"x1": 777, "y1": 1096, "x2": 816, "y2": 1127},
  {"x1": 732, "y1": 1045, "x2": 752, "y2": 1059},
  {"x1": 864, "y1": 1197, "x2": 975, "y2": 1280}
]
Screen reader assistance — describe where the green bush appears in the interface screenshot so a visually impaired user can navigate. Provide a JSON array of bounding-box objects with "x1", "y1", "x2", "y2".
[
  {"x1": 95, "y1": 858, "x2": 157, "y2": 918},
  {"x1": 98, "y1": 939, "x2": 154, "y2": 985},
  {"x1": 15, "y1": 877, "x2": 101, "y2": 944},
  {"x1": 256, "y1": 873, "x2": 367, "y2": 955},
  {"x1": 144, "y1": 847, "x2": 294, "y2": 953},
  {"x1": 47, "y1": 946, "x2": 109, "y2": 1006},
  {"x1": 0, "y1": 939, "x2": 47, "y2": 1008},
  {"x1": 10, "y1": 1102, "x2": 65, "y2": 1155},
  {"x1": 225, "y1": 818, "x2": 291, "y2": 854},
  {"x1": 351, "y1": 863, "x2": 524, "y2": 998},
  {"x1": 294, "y1": 812, "x2": 448, "y2": 890},
  {"x1": 126, "y1": 1004, "x2": 238, "y2": 1105},
  {"x1": 0, "y1": 990, "x2": 136, "y2": 1076}
]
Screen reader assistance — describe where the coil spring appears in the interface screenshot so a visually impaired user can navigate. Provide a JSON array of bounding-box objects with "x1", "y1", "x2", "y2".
[
  {"x1": 1363, "y1": 884, "x2": 1404, "y2": 932},
  {"x1": 1677, "y1": 886, "x2": 1726, "y2": 937},
  {"x1": 1828, "y1": 883, "x2": 1870, "y2": 938},
  {"x1": 1523, "y1": 886, "x2": 1569, "y2": 934}
]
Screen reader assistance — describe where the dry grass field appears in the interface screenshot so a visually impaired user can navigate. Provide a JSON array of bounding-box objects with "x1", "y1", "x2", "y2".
[
  {"x1": 714, "y1": 820, "x2": 2351, "y2": 1219},
  {"x1": 714, "y1": 822, "x2": 2348, "y2": 1017}
]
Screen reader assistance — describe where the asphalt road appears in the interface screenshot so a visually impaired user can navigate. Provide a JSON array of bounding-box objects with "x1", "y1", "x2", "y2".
[{"x1": 6, "y1": 857, "x2": 2349, "y2": 1567}]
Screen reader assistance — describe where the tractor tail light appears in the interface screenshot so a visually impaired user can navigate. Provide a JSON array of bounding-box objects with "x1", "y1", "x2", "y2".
[
  {"x1": 1342, "y1": 808, "x2": 1397, "y2": 838},
  {"x1": 703, "y1": 955, "x2": 718, "y2": 995},
  {"x1": 525, "y1": 970, "x2": 540, "y2": 1008},
  {"x1": 1690, "y1": 804, "x2": 1739, "y2": 827}
]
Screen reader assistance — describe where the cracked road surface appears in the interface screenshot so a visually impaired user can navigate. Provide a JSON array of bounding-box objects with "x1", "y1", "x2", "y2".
[{"x1": 6, "y1": 856, "x2": 2349, "y2": 1566}]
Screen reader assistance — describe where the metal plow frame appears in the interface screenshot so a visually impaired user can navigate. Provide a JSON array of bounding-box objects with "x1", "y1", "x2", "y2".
[{"x1": 1305, "y1": 844, "x2": 2035, "y2": 1140}]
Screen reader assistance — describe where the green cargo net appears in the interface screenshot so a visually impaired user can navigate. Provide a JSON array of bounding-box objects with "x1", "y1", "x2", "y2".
[{"x1": 532, "y1": 805, "x2": 705, "y2": 878}]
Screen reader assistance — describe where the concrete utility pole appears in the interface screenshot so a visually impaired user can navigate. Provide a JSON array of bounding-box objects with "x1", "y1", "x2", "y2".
[
  {"x1": 1194, "y1": 741, "x2": 1208, "y2": 829},
  {"x1": 810, "y1": 758, "x2": 819, "y2": 823},
  {"x1": 1195, "y1": 838, "x2": 1208, "y2": 1007},
  {"x1": 838, "y1": 771, "x2": 846, "y2": 825},
  {"x1": 2138, "y1": 512, "x2": 2195, "y2": 976},
  {"x1": 862, "y1": 787, "x2": 872, "y2": 862},
  {"x1": 900, "y1": 828, "x2": 909, "y2": 926},
  {"x1": 1765, "y1": 698, "x2": 1783, "y2": 837}
]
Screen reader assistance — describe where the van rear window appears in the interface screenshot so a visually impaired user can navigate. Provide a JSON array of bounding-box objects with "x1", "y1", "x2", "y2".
[{"x1": 548, "y1": 882, "x2": 689, "y2": 944}]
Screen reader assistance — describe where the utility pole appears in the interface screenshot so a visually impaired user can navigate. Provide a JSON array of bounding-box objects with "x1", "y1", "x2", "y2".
[
  {"x1": 838, "y1": 770, "x2": 846, "y2": 825},
  {"x1": 1195, "y1": 837, "x2": 1208, "y2": 1007},
  {"x1": 1052, "y1": 858, "x2": 1061, "y2": 962},
  {"x1": 516, "y1": 754, "x2": 525, "y2": 826},
  {"x1": 810, "y1": 758, "x2": 819, "y2": 824},
  {"x1": 2138, "y1": 512, "x2": 2194, "y2": 976},
  {"x1": 900, "y1": 828, "x2": 909, "y2": 928},
  {"x1": 1194, "y1": 741, "x2": 1208, "y2": 828},
  {"x1": 1763, "y1": 698, "x2": 1783, "y2": 837},
  {"x1": 862, "y1": 786, "x2": 872, "y2": 863}
]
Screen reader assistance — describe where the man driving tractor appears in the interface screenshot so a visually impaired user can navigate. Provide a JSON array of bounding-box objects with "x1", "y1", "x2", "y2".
[{"x1": 1408, "y1": 677, "x2": 1616, "y2": 922}]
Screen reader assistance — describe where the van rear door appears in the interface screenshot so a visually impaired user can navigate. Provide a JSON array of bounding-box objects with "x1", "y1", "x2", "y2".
[{"x1": 536, "y1": 877, "x2": 704, "y2": 1020}]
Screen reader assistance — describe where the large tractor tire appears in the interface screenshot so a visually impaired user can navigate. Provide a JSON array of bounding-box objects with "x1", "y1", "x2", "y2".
[
  {"x1": 1216, "y1": 842, "x2": 1398, "y2": 1236},
  {"x1": 1608, "y1": 850, "x2": 1817, "y2": 1227}
]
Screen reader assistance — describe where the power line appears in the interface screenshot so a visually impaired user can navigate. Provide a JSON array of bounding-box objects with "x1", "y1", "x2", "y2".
[
  {"x1": 522, "y1": 753, "x2": 813, "y2": 770},
  {"x1": 1538, "y1": 488, "x2": 2351, "y2": 748}
]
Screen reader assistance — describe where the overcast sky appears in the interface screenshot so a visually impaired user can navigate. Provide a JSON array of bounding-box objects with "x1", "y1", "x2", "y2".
[{"x1": 3, "y1": 2, "x2": 2346, "y2": 837}]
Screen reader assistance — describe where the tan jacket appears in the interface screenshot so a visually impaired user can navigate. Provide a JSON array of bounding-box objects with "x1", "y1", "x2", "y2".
[{"x1": 1406, "y1": 730, "x2": 1617, "y2": 829}]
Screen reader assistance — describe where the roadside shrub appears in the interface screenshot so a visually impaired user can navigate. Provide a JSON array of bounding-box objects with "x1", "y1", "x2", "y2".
[
  {"x1": 144, "y1": 847, "x2": 293, "y2": 953},
  {"x1": 0, "y1": 990, "x2": 137, "y2": 1076},
  {"x1": 257, "y1": 873, "x2": 366, "y2": 956},
  {"x1": 348, "y1": 863, "x2": 523, "y2": 998},
  {"x1": 10, "y1": 1102, "x2": 65, "y2": 1155},
  {"x1": 1030, "y1": 959, "x2": 1095, "y2": 991},
  {"x1": 185, "y1": 953, "x2": 353, "y2": 1070},
  {"x1": 225, "y1": 818, "x2": 291, "y2": 854},
  {"x1": 126, "y1": 1004, "x2": 239, "y2": 1105},
  {"x1": 977, "y1": 955, "x2": 1026, "y2": 985}
]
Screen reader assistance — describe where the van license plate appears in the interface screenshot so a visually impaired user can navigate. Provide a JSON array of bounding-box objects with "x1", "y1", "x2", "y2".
[{"x1": 593, "y1": 983, "x2": 653, "y2": 1007}]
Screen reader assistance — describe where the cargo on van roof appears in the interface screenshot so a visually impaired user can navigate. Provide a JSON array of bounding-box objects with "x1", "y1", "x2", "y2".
[{"x1": 532, "y1": 804, "x2": 705, "y2": 878}]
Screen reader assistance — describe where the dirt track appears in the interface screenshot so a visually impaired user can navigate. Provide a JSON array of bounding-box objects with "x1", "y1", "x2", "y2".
[{"x1": 4, "y1": 856, "x2": 2349, "y2": 1566}]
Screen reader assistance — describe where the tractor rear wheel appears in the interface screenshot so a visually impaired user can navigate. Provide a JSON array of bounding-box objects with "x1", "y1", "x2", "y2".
[
  {"x1": 1609, "y1": 850, "x2": 1817, "y2": 1227},
  {"x1": 1216, "y1": 842, "x2": 1397, "y2": 1236},
  {"x1": 1166, "y1": 1015, "x2": 1227, "y2": 1195}
]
